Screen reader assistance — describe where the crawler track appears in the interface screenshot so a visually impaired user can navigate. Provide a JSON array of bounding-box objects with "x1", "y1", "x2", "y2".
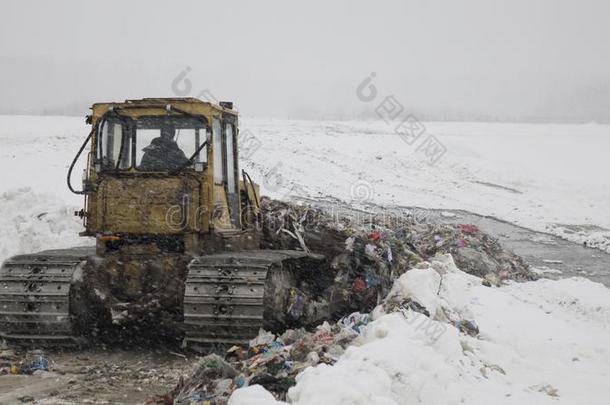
[
  {"x1": 0, "y1": 248, "x2": 92, "y2": 347},
  {"x1": 183, "y1": 250, "x2": 321, "y2": 348},
  {"x1": 1, "y1": 247, "x2": 324, "y2": 348}
]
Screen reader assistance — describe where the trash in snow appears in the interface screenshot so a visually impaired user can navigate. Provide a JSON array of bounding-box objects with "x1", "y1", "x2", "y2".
[
  {"x1": 149, "y1": 313, "x2": 371, "y2": 404},
  {"x1": 0, "y1": 350, "x2": 50, "y2": 375},
  {"x1": 455, "y1": 319, "x2": 480, "y2": 337}
]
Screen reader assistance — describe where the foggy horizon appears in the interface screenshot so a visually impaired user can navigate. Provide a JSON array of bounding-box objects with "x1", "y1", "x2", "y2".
[{"x1": 1, "y1": 0, "x2": 609, "y2": 123}]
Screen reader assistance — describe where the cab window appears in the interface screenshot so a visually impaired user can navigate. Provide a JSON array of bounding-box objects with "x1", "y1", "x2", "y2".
[
  {"x1": 98, "y1": 118, "x2": 131, "y2": 170},
  {"x1": 97, "y1": 115, "x2": 207, "y2": 172}
]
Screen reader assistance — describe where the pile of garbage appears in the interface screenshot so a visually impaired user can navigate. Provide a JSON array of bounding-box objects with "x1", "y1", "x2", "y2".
[
  {"x1": 260, "y1": 198, "x2": 534, "y2": 288},
  {"x1": 148, "y1": 313, "x2": 371, "y2": 405}
]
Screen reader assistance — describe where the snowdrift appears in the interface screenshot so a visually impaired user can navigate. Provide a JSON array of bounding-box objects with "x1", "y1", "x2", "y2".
[{"x1": 0, "y1": 188, "x2": 91, "y2": 265}]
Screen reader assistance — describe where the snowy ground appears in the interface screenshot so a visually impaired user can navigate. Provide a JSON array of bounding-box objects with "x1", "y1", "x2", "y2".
[
  {"x1": 241, "y1": 118, "x2": 610, "y2": 254},
  {"x1": 0, "y1": 115, "x2": 609, "y2": 404}
]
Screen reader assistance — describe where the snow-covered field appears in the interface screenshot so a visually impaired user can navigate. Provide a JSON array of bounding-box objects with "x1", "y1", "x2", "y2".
[
  {"x1": 0, "y1": 115, "x2": 609, "y2": 404},
  {"x1": 242, "y1": 119, "x2": 610, "y2": 253}
]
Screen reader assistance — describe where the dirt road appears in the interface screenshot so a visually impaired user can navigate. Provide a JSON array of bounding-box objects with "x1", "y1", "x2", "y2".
[{"x1": 0, "y1": 348, "x2": 195, "y2": 404}]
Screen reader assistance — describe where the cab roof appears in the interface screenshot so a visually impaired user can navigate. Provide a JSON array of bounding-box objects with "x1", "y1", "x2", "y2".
[{"x1": 90, "y1": 98, "x2": 237, "y2": 121}]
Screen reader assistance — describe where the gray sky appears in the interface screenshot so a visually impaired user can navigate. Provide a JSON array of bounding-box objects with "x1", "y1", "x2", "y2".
[{"x1": 1, "y1": 0, "x2": 609, "y2": 121}]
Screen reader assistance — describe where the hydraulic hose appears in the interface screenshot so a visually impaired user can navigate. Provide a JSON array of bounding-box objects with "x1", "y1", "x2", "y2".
[{"x1": 67, "y1": 128, "x2": 94, "y2": 195}]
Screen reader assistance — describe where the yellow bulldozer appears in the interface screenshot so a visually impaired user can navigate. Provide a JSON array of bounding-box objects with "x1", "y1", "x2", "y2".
[{"x1": 0, "y1": 98, "x2": 327, "y2": 348}]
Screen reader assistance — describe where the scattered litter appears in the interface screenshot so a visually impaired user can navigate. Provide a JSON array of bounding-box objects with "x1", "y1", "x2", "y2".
[
  {"x1": 153, "y1": 311, "x2": 372, "y2": 404},
  {"x1": 249, "y1": 330, "x2": 276, "y2": 348},
  {"x1": 0, "y1": 351, "x2": 51, "y2": 375},
  {"x1": 532, "y1": 383, "x2": 560, "y2": 397},
  {"x1": 455, "y1": 319, "x2": 480, "y2": 337},
  {"x1": 456, "y1": 224, "x2": 479, "y2": 234}
]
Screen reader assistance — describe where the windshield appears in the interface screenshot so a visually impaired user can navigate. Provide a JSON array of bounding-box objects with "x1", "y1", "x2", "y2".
[{"x1": 97, "y1": 116, "x2": 208, "y2": 172}]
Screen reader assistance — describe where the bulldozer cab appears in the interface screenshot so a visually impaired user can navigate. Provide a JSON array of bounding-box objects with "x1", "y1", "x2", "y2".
[{"x1": 73, "y1": 98, "x2": 260, "y2": 255}]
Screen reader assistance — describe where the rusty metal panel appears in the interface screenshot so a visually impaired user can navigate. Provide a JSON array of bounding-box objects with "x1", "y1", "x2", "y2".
[{"x1": 96, "y1": 176, "x2": 202, "y2": 234}]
